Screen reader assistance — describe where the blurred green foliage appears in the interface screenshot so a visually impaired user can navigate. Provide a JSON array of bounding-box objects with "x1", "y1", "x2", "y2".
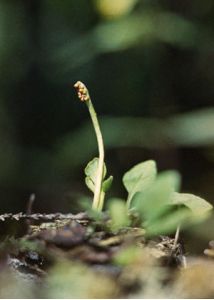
[
  {"x1": 0, "y1": 0, "x2": 213, "y2": 221},
  {"x1": 106, "y1": 159, "x2": 212, "y2": 236}
]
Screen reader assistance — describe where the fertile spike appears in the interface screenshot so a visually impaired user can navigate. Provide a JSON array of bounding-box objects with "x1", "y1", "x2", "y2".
[{"x1": 74, "y1": 81, "x2": 90, "y2": 102}]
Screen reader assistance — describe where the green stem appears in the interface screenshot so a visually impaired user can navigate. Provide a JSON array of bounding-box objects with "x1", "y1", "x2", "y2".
[
  {"x1": 98, "y1": 191, "x2": 105, "y2": 212},
  {"x1": 86, "y1": 99, "x2": 105, "y2": 211}
]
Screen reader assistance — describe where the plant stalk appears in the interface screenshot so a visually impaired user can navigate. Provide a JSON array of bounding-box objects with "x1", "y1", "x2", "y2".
[
  {"x1": 86, "y1": 99, "x2": 105, "y2": 211},
  {"x1": 74, "y1": 81, "x2": 105, "y2": 211}
]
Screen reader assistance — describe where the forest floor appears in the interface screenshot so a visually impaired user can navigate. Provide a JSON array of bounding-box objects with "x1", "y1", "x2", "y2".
[{"x1": 0, "y1": 212, "x2": 214, "y2": 298}]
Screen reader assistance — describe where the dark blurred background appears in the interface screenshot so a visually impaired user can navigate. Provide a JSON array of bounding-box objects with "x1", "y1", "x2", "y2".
[{"x1": 0, "y1": 0, "x2": 213, "y2": 222}]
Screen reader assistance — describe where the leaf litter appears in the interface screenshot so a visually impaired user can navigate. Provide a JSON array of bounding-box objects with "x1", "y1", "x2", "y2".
[{"x1": 0, "y1": 212, "x2": 213, "y2": 298}]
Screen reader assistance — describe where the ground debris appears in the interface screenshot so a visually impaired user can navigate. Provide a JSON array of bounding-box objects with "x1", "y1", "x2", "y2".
[
  {"x1": 8, "y1": 256, "x2": 46, "y2": 279},
  {"x1": 30, "y1": 220, "x2": 87, "y2": 248},
  {"x1": 0, "y1": 212, "x2": 88, "y2": 222},
  {"x1": 171, "y1": 258, "x2": 214, "y2": 298},
  {"x1": 89, "y1": 227, "x2": 145, "y2": 248},
  {"x1": 204, "y1": 240, "x2": 214, "y2": 258},
  {"x1": 49, "y1": 244, "x2": 111, "y2": 264},
  {"x1": 1, "y1": 211, "x2": 210, "y2": 298}
]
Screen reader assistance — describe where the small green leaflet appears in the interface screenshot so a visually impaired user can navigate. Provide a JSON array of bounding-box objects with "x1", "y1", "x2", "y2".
[
  {"x1": 84, "y1": 157, "x2": 113, "y2": 193},
  {"x1": 145, "y1": 191, "x2": 213, "y2": 236},
  {"x1": 108, "y1": 198, "x2": 130, "y2": 231},
  {"x1": 122, "y1": 160, "x2": 157, "y2": 207},
  {"x1": 170, "y1": 192, "x2": 213, "y2": 218},
  {"x1": 102, "y1": 175, "x2": 113, "y2": 192},
  {"x1": 145, "y1": 208, "x2": 191, "y2": 236},
  {"x1": 132, "y1": 170, "x2": 181, "y2": 222}
]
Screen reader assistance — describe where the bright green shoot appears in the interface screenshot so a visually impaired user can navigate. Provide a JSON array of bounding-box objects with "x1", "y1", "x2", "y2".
[
  {"x1": 74, "y1": 81, "x2": 112, "y2": 211},
  {"x1": 74, "y1": 81, "x2": 213, "y2": 236}
]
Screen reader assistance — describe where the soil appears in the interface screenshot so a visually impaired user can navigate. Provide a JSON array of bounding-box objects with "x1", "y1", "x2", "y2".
[{"x1": 0, "y1": 212, "x2": 214, "y2": 298}]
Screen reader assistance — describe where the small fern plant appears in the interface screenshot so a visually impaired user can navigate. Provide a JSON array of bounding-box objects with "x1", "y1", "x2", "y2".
[{"x1": 74, "y1": 81, "x2": 213, "y2": 236}]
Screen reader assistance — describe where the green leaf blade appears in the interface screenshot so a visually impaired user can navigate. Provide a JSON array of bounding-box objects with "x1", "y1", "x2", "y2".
[
  {"x1": 123, "y1": 160, "x2": 157, "y2": 207},
  {"x1": 102, "y1": 175, "x2": 113, "y2": 192},
  {"x1": 145, "y1": 208, "x2": 191, "y2": 236},
  {"x1": 132, "y1": 170, "x2": 181, "y2": 222},
  {"x1": 85, "y1": 157, "x2": 106, "y2": 182},
  {"x1": 85, "y1": 177, "x2": 95, "y2": 192},
  {"x1": 84, "y1": 157, "x2": 107, "y2": 193},
  {"x1": 108, "y1": 198, "x2": 130, "y2": 231},
  {"x1": 170, "y1": 192, "x2": 213, "y2": 218}
]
